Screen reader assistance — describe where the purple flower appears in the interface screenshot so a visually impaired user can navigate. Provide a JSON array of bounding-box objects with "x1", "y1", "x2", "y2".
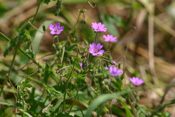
[
  {"x1": 79, "y1": 62, "x2": 88, "y2": 68},
  {"x1": 79, "y1": 63, "x2": 83, "y2": 68},
  {"x1": 129, "y1": 77, "x2": 144, "y2": 86},
  {"x1": 89, "y1": 43, "x2": 104, "y2": 56},
  {"x1": 91, "y1": 22, "x2": 107, "y2": 32},
  {"x1": 49, "y1": 22, "x2": 64, "y2": 35},
  {"x1": 109, "y1": 66, "x2": 123, "y2": 76},
  {"x1": 105, "y1": 67, "x2": 109, "y2": 70},
  {"x1": 103, "y1": 34, "x2": 117, "y2": 42},
  {"x1": 112, "y1": 61, "x2": 116, "y2": 65}
]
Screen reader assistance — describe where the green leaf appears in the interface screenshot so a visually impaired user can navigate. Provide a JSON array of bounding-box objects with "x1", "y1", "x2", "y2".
[
  {"x1": 37, "y1": 0, "x2": 43, "y2": 3},
  {"x1": 85, "y1": 88, "x2": 137, "y2": 117},
  {"x1": 100, "y1": 14, "x2": 127, "y2": 36},
  {"x1": 33, "y1": 20, "x2": 53, "y2": 54},
  {"x1": 100, "y1": 14, "x2": 118, "y2": 36},
  {"x1": 4, "y1": 20, "x2": 31, "y2": 57},
  {"x1": 44, "y1": 0, "x2": 51, "y2": 4},
  {"x1": 112, "y1": 106, "x2": 125, "y2": 116},
  {"x1": 0, "y1": 102, "x2": 32, "y2": 117},
  {"x1": 161, "y1": 112, "x2": 171, "y2": 117},
  {"x1": 37, "y1": 0, "x2": 51, "y2": 4},
  {"x1": 122, "y1": 102, "x2": 133, "y2": 117}
]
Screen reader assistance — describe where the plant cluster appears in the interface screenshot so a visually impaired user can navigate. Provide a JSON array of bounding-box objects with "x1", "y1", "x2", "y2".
[{"x1": 0, "y1": 0, "x2": 173, "y2": 117}]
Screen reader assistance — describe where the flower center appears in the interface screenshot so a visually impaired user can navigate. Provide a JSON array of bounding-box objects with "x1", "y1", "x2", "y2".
[
  {"x1": 97, "y1": 26, "x2": 100, "y2": 31},
  {"x1": 94, "y1": 49, "x2": 98, "y2": 53},
  {"x1": 55, "y1": 28, "x2": 59, "y2": 32}
]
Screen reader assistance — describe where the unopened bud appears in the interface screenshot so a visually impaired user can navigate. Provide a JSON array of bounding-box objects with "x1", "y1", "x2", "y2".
[
  {"x1": 66, "y1": 58, "x2": 70, "y2": 62},
  {"x1": 42, "y1": 25, "x2": 46, "y2": 32},
  {"x1": 82, "y1": 52, "x2": 86, "y2": 56},
  {"x1": 6, "y1": 73, "x2": 9, "y2": 77},
  {"x1": 38, "y1": 69, "x2": 41, "y2": 73},
  {"x1": 81, "y1": 19, "x2": 87, "y2": 24},
  {"x1": 58, "y1": 60, "x2": 61, "y2": 64},
  {"x1": 92, "y1": 1, "x2": 96, "y2": 7}
]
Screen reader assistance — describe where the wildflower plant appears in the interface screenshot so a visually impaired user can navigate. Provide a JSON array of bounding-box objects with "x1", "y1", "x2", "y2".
[{"x1": 0, "y1": 0, "x2": 173, "y2": 117}]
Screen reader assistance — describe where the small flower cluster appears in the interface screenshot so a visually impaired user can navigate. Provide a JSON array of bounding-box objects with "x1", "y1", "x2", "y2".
[
  {"x1": 90, "y1": 22, "x2": 144, "y2": 86},
  {"x1": 49, "y1": 22, "x2": 144, "y2": 86},
  {"x1": 89, "y1": 22, "x2": 117, "y2": 56}
]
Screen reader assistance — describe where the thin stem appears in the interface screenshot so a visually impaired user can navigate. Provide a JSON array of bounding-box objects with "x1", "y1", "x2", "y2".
[
  {"x1": 19, "y1": 74, "x2": 43, "y2": 85},
  {"x1": 107, "y1": 42, "x2": 111, "y2": 59},
  {"x1": 94, "y1": 32, "x2": 98, "y2": 43},
  {"x1": 0, "y1": 32, "x2": 10, "y2": 41},
  {"x1": 20, "y1": 49, "x2": 42, "y2": 68},
  {"x1": 62, "y1": 64, "x2": 75, "y2": 112},
  {"x1": 128, "y1": 94, "x2": 137, "y2": 117},
  {"x1": 62, "y1": 46, "x2": 78, "y2": 112},
  {"x1": 9, "y1": 49, "x2": 18, "y2": 74},
  {"x1": 151, "y1": 99, "x2": 175, "y2": 116},
  {"x1": 68, "y1": 89, "x2": 79, "y2": 114},
  {"x1": 0, "y1": 32, "x2": 42, "y2": 68},
  {"x1": 73, "y1": 11, "x2": 81, "y2": 30},
  {"x1": 31, "y1": 3, "x2": 41, "y2": 23},
  {"x1": 58, "y1": 46, "x2": 65, "y2": 86},
  {"x1": 0, "y1": 48, "x2": 18, "y2": 95},
  {"x1": 0, "y1": 2, "x2": 42, "y2": 95},
  {"x1": 67, "y1": 9, "x2": 82, "y2": 42},
  {"x1": 1, "y1": 37, "x2": 23, "y2": 95}
]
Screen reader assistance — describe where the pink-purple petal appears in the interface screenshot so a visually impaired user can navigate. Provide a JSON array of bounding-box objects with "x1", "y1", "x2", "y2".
[
  {"x1": 91, "y1": 22, "x2": 107, "y2": 32},
  {"x1": 89, "y1": 43, "x2": 104, "y2": 56},
  {"x1": 49, "y1": 24, "x2": 55, "y2": 30},
  {"x1": 97, "y1": 50, "x2": 104, "y2": 55},
  {"x1": 129, "y1": 77, "x2": 144, "y2": 86},
  {"x1": 49, "y1": 22, "x2": 64, "y2": 35}
]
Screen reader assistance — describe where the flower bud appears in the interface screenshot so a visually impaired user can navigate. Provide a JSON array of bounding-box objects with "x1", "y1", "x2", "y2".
[
  {"x1": 92, "y1": 1, "x2": 96, "y2": 7},
  {"x1": 6, "y1": 73, "x2": 9, "y2": 77}
]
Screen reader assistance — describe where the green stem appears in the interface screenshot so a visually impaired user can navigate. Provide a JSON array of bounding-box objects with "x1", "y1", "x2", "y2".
[
  {"x1": 128, "y1": 97, "x2": 137, "y2": 117},
  {"x1": 151, "y1": 99, "x2": 175, "y2": 116},
  {"x1": 94, "y1": 32, "x2": 98, "y2": 43},
  {"x1": 0, "y1": 48, "x2": 18, "y2": 95},
  {"x1": 0, "y1": 32, "x2": 42, "y2": 68},
  {"x1": 0, "y1": 32, "x2": 10, "y2": 41},
  {"x1": 31, "y1": 3, "x2": 41, "y2": 23},
  {"x1": 19, "y1": 74, "x2": 43, "y2": 85},
  {"x1": 72, "y1": 11, "x2": 82, "y2": 31},
  {"x1": 68, "y1": 10, "x2": 82, "y2": 42},
  {"x1": 62, "y1": 64, "x2": 75, "y2": 112},
  {"x1": 62, "y1": 46, "x2": 78, "y2": 112},
  {"x1": 9, "y1": 49, "x2": 18, "y2": 74},
  {"x1": 68, "y1": 89, "x2": 79, "y2": 114},
  {"x1": 20, "y1": 49, "x2": 42, "y2": 68},
  {"x1": 0, "y1": 3, "x2": 42, "y2": 95}
]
